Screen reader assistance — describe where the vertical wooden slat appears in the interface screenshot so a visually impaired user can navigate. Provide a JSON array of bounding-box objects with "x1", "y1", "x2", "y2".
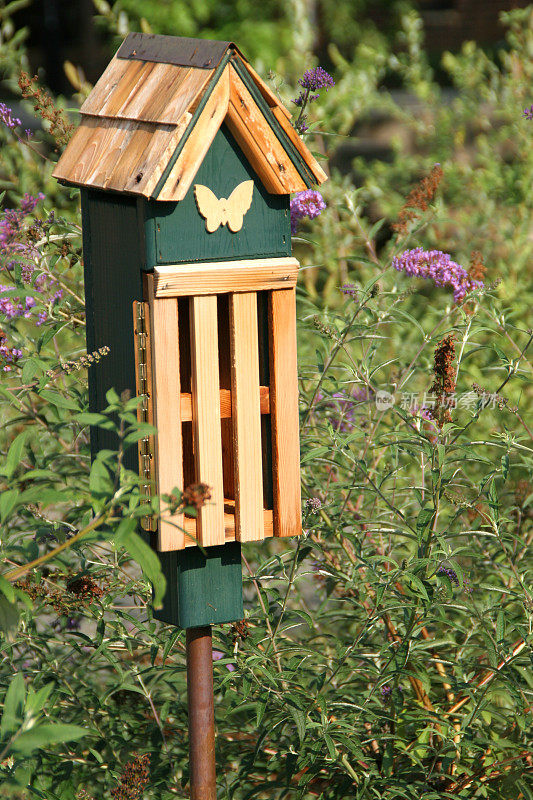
[
  {"x1": 269, "y1": 289, "x2": 302, "y2": 538},
  {"x1": 190, "y1": 295, "x2": 225, "y2": 546},
  {"x1": 229, "y1": 292, "x2": 264, "y2": 542},
  {"x1": 217, "y1": 296, "x2": 235, "y2": 503},
  {"x1": 145, "y1": 275, "x2": 184, "y2": 550}
]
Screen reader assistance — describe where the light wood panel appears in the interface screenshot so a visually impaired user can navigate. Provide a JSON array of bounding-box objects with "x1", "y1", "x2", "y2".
[
  {"x1": 81, "y1": 55, "x2": 211, "y2": 125},
  {"x1": 227, "y1": 65, "x2": 305, "y2": 194},
  {"x1": 180, "y1": 386, "x2": 270, "y2": 420},
  {"x1": 121, "y1": 113, "x2": 191, "y2": 196},
  {"x1": 158, "y1": 66, "x2": 230, "y2": 201},
  {"x1": 183, "y1": 508, "x2": 273, "y2": 546},
  {"x1": 271, "y1": 106, "x2": 329, "y2": 185},
  {"x1": 145, "y1": 276, "x2": 184, "y2": 551},
  {"x1": 154, "y1": 257, "x2": 298, "y2": 297},
  {"x1": 53, "y1": 116, "x2": 184, "y2": 197},
  {"x1": 229, "y1": 293, "x2": 264, "y2": 541},
  {"x1": 189, "y1": 295, "x2": 225, "y2": 546},
  {"x1": 233, "y1": 54, "x2": 292, "y2": 118},
  {"x1": 269, "y1": 289, "x2": 302, "y2": 538}
]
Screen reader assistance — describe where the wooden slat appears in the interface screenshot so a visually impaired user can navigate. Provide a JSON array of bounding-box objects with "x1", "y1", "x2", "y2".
[
  {"x1": 271, "y1": 106, "x2": 329, "y2": 185},
  {"x1": 217, "y1": 295, "x2": 235, "y2": 504},
  {"x1": 80, "y1": 54, "x2": 132, "y2": 116},
  {"x1": 154, "y1": 257, "x2": 299, "y2": 297},
  {"x1": 180, "y1": 386, "x2": 269, "y2": 421},
  {"x1": 229, "y1": 293, "x2": 264, "y2": 542},
  {"x1": 145, "y1": 276, "x2": 184, "y2": 551},
  {"x1": 183, "y1": 508, "x2": 273, "y2": 546},
  {"x1": 190, "y1": 295, "x2": 225, "y2": 546},
  {"x1": 227, "y1": 64, "x2": 306, "y2": 194},
  {"x1": 225, "y1": 101, "x2": 283, "y2": 194},
  {"x1": 234, "y1": 54, "x2": 292, "y2": 118},
  {"x1": 269, "y1": 289, "x2": 302, "y2": 538},
  {"x1": 158, "y1": 66, "x2": 231, "y2": 202}
]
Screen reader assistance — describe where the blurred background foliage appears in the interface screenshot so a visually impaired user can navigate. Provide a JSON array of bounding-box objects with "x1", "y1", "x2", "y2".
[{"x1": 0, "y1": 0, "x2": 532, "y2": 798}]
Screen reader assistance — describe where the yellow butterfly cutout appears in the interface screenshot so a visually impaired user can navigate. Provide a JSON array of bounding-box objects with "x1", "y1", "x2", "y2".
[{"x1": 194, "y1": 180, "x2": 254, "y2": 233}]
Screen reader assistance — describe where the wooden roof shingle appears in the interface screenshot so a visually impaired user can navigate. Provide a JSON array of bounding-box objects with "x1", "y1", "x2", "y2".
[{"x1": 53, "y1": 33, "x2": 327, "y2": 200}]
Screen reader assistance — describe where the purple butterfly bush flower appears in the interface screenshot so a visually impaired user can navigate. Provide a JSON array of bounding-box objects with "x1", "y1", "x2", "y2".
[
  {"x1": 523, "y1": 105, "x2": 533, "y2": 120},
  {"x1": 0, "y1": 102, "x2": 22, "y2": 131},
  {"x1": 212, "y1": 650, "x2": 235, "y2": 672},
  {"x1": 392, "y1": 248, "x2": 483, "y2": 303},
  {"x1": 290, "y1": 189, "x2": 326, "y2": 234},
  {"x1": 298, "y1": 67, "x2": 335, "y2": 93}
]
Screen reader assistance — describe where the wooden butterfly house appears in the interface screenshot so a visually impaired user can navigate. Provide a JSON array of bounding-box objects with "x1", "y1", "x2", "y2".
[{"x1": 53, "y1": 32, "x2": 327, "y2": 629}]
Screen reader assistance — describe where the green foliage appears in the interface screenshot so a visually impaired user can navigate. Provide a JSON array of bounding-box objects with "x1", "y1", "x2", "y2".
[{"x1": 0, "y1": 3, "x2": 532, "y2": 798}]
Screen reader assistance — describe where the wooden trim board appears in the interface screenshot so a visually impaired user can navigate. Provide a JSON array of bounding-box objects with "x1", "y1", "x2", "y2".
[
  {"x1": 154, "y1": 257, "x2": 298, "y2": 297},
  {"x1": 189, "y1": 294, "x2": 225, "y2": 546},
  {"x1": 269, "y1": 288, "x2": 302, "y2": 538},
  {"x1": 144, "y1": 277, "x2": 184, "y2": 551},
  {"x1": 229, "y1": 292, "x2": 264, "y2": 542}
]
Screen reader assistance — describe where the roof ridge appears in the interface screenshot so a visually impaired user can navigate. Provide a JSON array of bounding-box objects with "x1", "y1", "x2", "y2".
[{"x1": 117, "y1": 32, "x2": 242, "y2": 70}]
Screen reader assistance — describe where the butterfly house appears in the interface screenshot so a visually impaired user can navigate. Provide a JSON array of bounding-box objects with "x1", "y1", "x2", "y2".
[{"x1": 53, "y1": 33, "x2": 327, "y2": 628}]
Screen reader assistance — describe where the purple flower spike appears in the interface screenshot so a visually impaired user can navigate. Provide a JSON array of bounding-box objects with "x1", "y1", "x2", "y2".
[
  {"x1": 290, "y1": 189, "x2": 326, "y2": 234},
  {"x1": 523, "y1": 105, "x2": 533, "y2": 120},
  {"x1": 299, "y1": 67, "x2": 335, "y2": 93},
  {"x1": 392, "y1": 248, "x2": 483, "y2": 303},
  {"x1": 0, "y1": 102, "x2": 22, "y2": 131}
]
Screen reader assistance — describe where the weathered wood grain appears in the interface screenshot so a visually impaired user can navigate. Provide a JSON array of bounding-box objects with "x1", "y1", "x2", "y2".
[
  {"x1": 82, "y1": 55, "x2": 211, "y2": 126},
  {"x1": 145, "y1": 275, "x2": 184, "y2": 551},
  {"x1": 228, "y1": 65, "x2": 305, "y2": 194},
  {"x1": 269, "y1": 289, "x2": 302, "y2": 538},
  {"x1": 229, "y1": 292, "x2": 264, "y2": 541},
  {"x1": 158, "y1": 66, "x2": 230, "y2": 201},
  {"x1": 233, "y1": 54, "x2": 292, "y2": 118},
  {"x1": 271, "y1": 106, "x2": 329, "y2": 185},
  {"x1": 189, "y1": 295, "x2": 225, "y2": 546},
  {"x1": 154, "y1": 257, "x2": 298, "y2": 297}
]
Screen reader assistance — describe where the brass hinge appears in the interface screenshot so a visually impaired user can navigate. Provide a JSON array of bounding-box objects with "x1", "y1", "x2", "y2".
[{"x1": 133, "y1": 300, "x2": 155, "y2": 532}]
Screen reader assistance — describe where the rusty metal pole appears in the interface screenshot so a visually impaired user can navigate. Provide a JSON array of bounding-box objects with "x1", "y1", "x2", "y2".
[{"x1": 186, "y1": 626, "x2": 216, "y2": 800}]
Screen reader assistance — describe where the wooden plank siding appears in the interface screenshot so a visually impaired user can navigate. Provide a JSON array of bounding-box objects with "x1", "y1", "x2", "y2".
[
  {"x1": 158, "y1": 66, "x2": 231, "y2": 201},
  {"x1": 268, "y1": 289, "x2": 302, "y2": 538},
  {"x1": 189, "y1": 295, "x2": 226, "y2": 546},
  {"x1": 154, "y1": 257, "x2": 298, "y2": 297},
  {"x1": 229, "y1": 293, "x2": 264, "y2": 541},
  {"x1": 227, "y1": 65, "x2": 303, "y2": 194},
  {"x1": 145, "y1": 277, "x2": 184, "y2": 551}
]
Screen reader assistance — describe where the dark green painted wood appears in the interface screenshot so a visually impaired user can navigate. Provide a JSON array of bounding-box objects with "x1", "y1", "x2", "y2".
[
  {"x1": 81, "y1": 189, "x2": 144, "y2": 472},
  {"x1": 154, "y1": 543, "x2": 243, "y2": 628},
  {"x1": 143, "y1": 124, "x2": 291, "y2": 267}
]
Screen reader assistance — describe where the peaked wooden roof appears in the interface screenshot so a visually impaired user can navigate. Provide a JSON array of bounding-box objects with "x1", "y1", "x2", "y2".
[{"x1": 53, "y1": 33, "x2": 327, "y2": 201}]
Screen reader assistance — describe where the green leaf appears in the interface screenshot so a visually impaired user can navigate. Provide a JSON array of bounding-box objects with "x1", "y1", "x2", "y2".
[
  {"x1": 21, "y1": 357, "x2": 42, "y2": 385},
  {"x1": 496, "y1": 610, "x2": 505, "y2": 643},
  {"x1": 38, "y1": 389, "x2": 80, "y2": 411},
  {"x1": 76, "y1": 412, "x2": 116, "y2": 430},
  {"x1": 0, "y1": 574, "x2": 16, "y2": 604},
  {"x1": 289, "y1": 706, "x2": 306, "y2": 745},
  {"x1": 115, "y1": 520, "x2": 166, "y2": 607},
  {"x1": 501, "y1": 453, "x2": 509, "y2": 481},
  {"x1": 89, "y1": 458, "x2": 112, "y2": 498},
  {"x1": 10, "y1": 723, "x2": 90, "y2": 755},
  {"x1": 4, "y1": 431, "x2": 29, "y2": 480},
  {"x1": 1, "y1": 673, "x2": 26, "y2": 738},
  {"x1": 0, "y1": 595, "x2": 20, "y2": 638}
]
